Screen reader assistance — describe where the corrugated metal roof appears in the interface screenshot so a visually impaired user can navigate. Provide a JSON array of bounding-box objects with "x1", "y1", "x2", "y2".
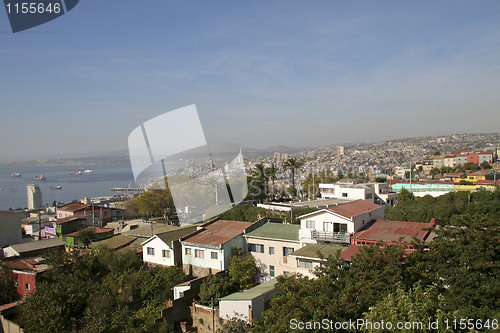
[
  {"x1": 352, "y1": 219, "x2": 434, "y2": 243},
  {"x1": 245, "y1": 222, "x2": 299, "y2": 242},
  {"x1": 182, "y1": 220, "x2": 253, "y2": 247},
  {"x1": 65, "y1": 227, "x2": 114, "y2": 238},
  {"x1": 327, "y1": 200, "x2": 381, "y2": 218},
  {"x1": 91, "y1": 234, "x2": 137, "y2": 250},
  {"x1": 6, "y1": 238, "x2": 64, "y2": 253}
]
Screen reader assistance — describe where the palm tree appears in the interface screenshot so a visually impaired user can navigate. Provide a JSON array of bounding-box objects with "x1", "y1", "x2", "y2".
[
  {"x1": 283, "y1": 158, "x2": 303, "y2": 196},
  {"x1": 250, "y1": 164, "x2": 268, "y2": 202},
  {"x1": 265, "y1": 164, "x2": 278, "y2": 197}
]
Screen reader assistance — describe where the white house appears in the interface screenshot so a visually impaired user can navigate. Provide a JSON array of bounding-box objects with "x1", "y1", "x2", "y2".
[
  {"x1": 180, "y1": 219, "x2": 259, "y2": 277},
  {"x1": 298, "y1": 200, "x2": 384, "y2": 245},
  {"x1": 319, "y1": 179, "x2": 398, "y2": 206},
  {"x1": 141, "y1": 225, "x2": 198, "y2": 267},
  {"x1": 219, "y1": 277, "x2": 281, "y2": 324}
]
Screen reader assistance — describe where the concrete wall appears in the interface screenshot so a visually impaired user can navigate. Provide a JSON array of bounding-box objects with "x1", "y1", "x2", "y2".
[
  {"x1": 246, "y1": 237, "x2": 300, "y2": 280},
  {"x1": 219, "y1": 300, "x2": 251, "y2": 323},
  {"x1": 191, "y1": 303, "x2": 223, "y2": 333},
  {"x1": 0, "y1": 211, "x2": 23, "y2": 249}
]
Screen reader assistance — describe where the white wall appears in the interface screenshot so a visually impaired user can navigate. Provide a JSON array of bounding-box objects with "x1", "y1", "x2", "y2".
[
  {"x1": 219, "y1": 300, "x2": 251, "y2": 323},
  {"x1": 142, "y1": 236, "x2": 175, "y2": 266}
]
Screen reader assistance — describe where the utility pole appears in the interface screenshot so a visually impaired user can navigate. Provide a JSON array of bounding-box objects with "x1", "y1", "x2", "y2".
[
  {"x1": 38, "y1": 209, "x2": 42, "y2": 240},
  {"x1": 92, "y1": 202, "x2": 95, "y2": 231},
  {"x1": 409, "y1": 160, "x2": 413, "y2": 193}
]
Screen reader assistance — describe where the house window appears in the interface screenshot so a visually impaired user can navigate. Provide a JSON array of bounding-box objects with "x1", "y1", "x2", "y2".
[
  {"x1": 323, "y1": 222, "x2": 333, "y2": 232},
  {"x1": 298, "y1": 259, "x2": 313, "y2": 269},
  {"x1": 306, "y1": 220, "x2": 315, "y2": 229},
  {"x1": 195, "y1": 249, "x2": 204, "y2": 258},
  {"x1": 283, "y1": 247, "x2": 294, "y2": 257},
  {"x1": 248, "y1": 243, "x2": 264, "y2": 253},
  {"x1": 340, "y1": 224, "x2": 347, "y2": 232},
  {"x1": 25, "y1": 283, "x2": 30, "y2": 290},
  {"x1": 185, "y1": 248, "x2": 192, "y2": 256},
  {"x1": 162, "y1": 250, "x2": 170, "y2": 258},
  {"x1": 269, "y1": 247, "x2": 275, "y2": 255},
  {"x1": 211, "y1": 252, "x2": 218, "y2": 260},
  {"x1": 14, "y1": 281, "x2": 18, "y2": 288},
  {"x1": 147, "y1": 247, "x2": 155, "y2": 256},
  {"x1": 270, "y1": 265, "x2": 275, "y2": 278},
  {"x1": 342, "y1": 192, "x2": 348, "y2": 197},
  {"x1": 365, "y1": 193, "x2": 372, "y2": 199}
]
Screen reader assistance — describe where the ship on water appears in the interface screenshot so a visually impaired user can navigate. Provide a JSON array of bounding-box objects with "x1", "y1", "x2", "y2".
[
  {"x1": 33, "y1": 174, "x2": 46, "y2": 180},
  {"x1": 11, "y1": 172, "x2": 21, "y2": 177},
  {"x1": 50, "y1": 185, "x2": 62, "y2": 190}
]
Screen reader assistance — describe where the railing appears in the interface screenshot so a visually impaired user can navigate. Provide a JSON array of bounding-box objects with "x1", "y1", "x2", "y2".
[{"x1": 310, "y1": 230, "x2": 350, "y2": 244}]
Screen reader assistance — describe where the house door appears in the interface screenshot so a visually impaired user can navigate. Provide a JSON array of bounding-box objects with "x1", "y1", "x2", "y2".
[{"x1": 323, "y1": 222, "x2": 333, "y2": 232}]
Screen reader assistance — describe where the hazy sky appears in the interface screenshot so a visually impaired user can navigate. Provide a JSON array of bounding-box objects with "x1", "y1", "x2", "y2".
[{"x1": 1, "y1": 1, "x2": 500, "y2": 163}]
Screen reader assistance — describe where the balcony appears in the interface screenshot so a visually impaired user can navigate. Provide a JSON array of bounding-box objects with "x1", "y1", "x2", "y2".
[{"x1": 310, "y1": 230, "x2": 350, "y2": 244}]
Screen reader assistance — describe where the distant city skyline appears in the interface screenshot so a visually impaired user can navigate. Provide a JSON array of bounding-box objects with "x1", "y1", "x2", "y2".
[{"x1": 1, "y1": 1, "x2": 500, "y2": 163}]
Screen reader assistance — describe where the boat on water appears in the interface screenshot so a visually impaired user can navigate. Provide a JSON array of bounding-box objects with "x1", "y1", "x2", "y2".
[
  {"x1": 70, "y1": 170, "x2": 82, "y2": 175},
  {"x1": 11, "y1": 172, "x2": 21, "y2": 177},
  {"x1": 34, "y1": 174, "x2": 46, "y2": 180},
  {"x1": 50, "y1": 185, "x2": 62, "y2": 190},
  {"x1": 83, "y1": 169, "x2": 93, "y2": 173}
]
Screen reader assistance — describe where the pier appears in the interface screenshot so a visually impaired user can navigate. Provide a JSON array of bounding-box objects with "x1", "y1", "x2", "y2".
[{"x1": 110, "y1": 187, "x2": 145, "y2": 192}]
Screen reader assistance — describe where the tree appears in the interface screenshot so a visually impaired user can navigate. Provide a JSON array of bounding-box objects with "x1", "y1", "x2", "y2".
[
  {"x1": 283, "y1": 158, "x2": 303, "y2": 196},
  {"x1": 363, "y1": 282, "x2": 453, "y2": 333},
  {"x1": 140, "y1": 266, "x2": 185, "y2": 303},
  {"x1": 0, "y1": 265, "x2": 17, "y2": 305},
  {"x1": 135, "y1": 188, "x2": 175, "y2": 221},
  {"x1": 398, "y1": 188, "x2": 415, "y2": 204},
  {"x1": 218, "y1": 204, "x2": 265, "y2": 222},
  {"x1": 249, "y1": 164, "x2": 268, "y2": 202},
  {"x1": 78, "y1": 228, "x2": 97, "y2": 248},
  {"x1": 265, "y1": 164, "x2": 278, "y2": 198},
  {"x1": 481, "y1": 161, "x2": 492, "y2": 169},
  {"x1": 198, "y1": 273, "x2": 237, "y2": 306},
  {"x1": 218, "y1": 317, "x2": 251, "y2": 333},
  {"x1": 21, "y1": 274, "x2": 95, "y2": 333},
  {"x1": 228, "y1": 248, "x2": 256, "y2": 290}
]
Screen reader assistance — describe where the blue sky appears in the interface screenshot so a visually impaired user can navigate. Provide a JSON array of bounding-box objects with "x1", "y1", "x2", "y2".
[{"x1": 1, "y1": 1, "x2": 500, "y2": 162}]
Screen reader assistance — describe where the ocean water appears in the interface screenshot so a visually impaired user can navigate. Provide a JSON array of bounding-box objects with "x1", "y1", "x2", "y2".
[{"x1": 0, "y1": 164, "x2": 136, "y2": 210}]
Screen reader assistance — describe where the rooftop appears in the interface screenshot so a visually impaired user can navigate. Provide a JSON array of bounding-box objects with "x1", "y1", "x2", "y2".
[
  {"x1": 53, "y1": 216, "x2": 87, "y2": 225},
  {"x1": 57, "y1": 202, "x2": 87, "y2": 212},
  {"x1": 91, "y1": 234, "x2": 137, "y2": 250},
  {"x1": 245, "y1": 222, "x2": 300, "y2": 242},
  {"x1": 352, "y1": 219, "x2": 435, "y2": 244},
  {"x1": 219, "y1": 277, "x2": 279, "y2": 301},
  {"x1": 121, "y1": 223, "x2": 185, "y2": 238},
  {"x1": 5, "y1": 238, "x2": 64, "y2": 254},
  {"x1": 327, "y1": 200, "x2": 381, "y2": 218},
  {"x1": 65, "y1": 227, "x2": 114, "y2": 238},
  {"x1": 143, "y1": 225, "x2": 198, "y2": 247},
  {"x1": 182, "y1": 220, "x2": 253, "y2": 247},
  {"x1": 2, "y1": 256, "x2": 52, "y2": 273},
  {"x1": 290, "y1": 244, "x2": 347, "y2": 260}
]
